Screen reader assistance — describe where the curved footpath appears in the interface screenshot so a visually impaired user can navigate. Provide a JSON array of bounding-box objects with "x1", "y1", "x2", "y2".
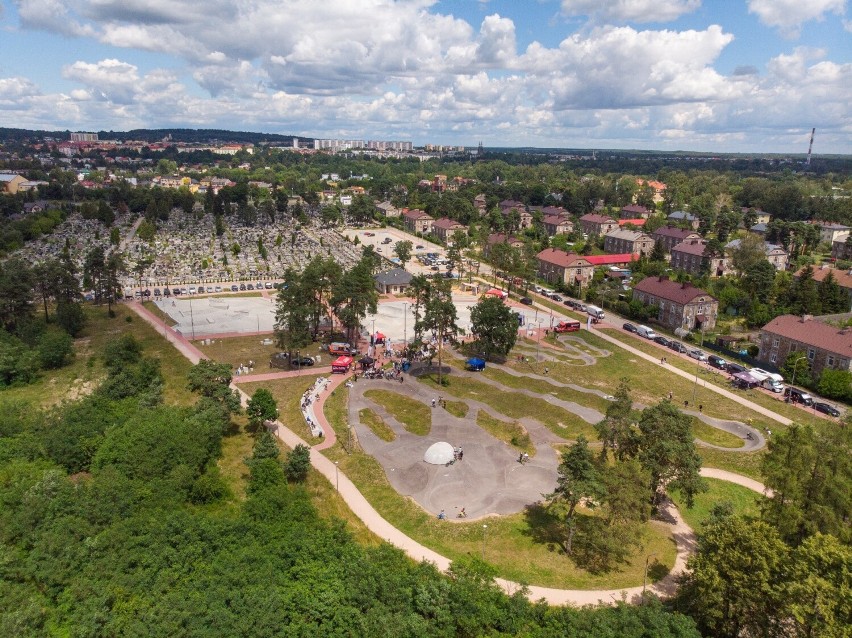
[{"x1": 127, "y1": 300, "x2": 771, "y2": 606}]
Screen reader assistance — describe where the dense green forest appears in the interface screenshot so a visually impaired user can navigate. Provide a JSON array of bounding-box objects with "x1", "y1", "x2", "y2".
[{"x1": 0, "y1": 332, "x2": 703, "y2": 637}]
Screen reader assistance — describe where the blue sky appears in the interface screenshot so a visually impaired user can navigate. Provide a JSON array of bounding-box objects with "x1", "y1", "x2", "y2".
[{"x1": 0, "y1": 0, "x2": 849, "y2": 153}]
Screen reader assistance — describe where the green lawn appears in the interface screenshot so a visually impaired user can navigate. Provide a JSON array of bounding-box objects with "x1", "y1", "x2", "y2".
[
  {"x1": 363, "y1": 389, "x2": 431, "y2": 436},
  {"x1": 240, "y1": 375, "x2": 326, "y2": 444},
  {"x1": 672, "y1": 478, "x2": 763, "y2": 532},
  {"x1": 476, "y1": 410, "x2": 535, "y2": 456},
  {"x1": 418, "y1": 372, "x2": 594, "y2": 440},
  {"x1": 444, "y1": 399, "x2": 470, "y2": 419},
  {"x1": 696, "y1": 446, "x2": 765, "y2": 481},
  {"x1": 359, "y1": 408, "x2": 396, "y2": 441},
  {"x1": 691, "y1": 418, "x2": 745, "y2": 448},
  {"x1": 195, "y1": 333, "x2": 323, "y2": 371}
]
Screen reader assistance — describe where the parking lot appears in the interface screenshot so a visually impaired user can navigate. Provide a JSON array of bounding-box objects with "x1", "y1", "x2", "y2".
[{"x1": 344, "y1": 228, "x2": 449, "y2": 276}]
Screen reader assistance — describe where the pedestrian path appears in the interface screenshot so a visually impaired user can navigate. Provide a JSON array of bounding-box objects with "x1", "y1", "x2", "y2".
[{"x1": 126, "y1": 300, "x2": 772, "y2": 607}]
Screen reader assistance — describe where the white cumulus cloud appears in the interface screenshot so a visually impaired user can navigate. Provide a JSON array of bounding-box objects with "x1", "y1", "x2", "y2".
[{"x1": 748, "y1": 0, "x2": 847, "y2": 37}]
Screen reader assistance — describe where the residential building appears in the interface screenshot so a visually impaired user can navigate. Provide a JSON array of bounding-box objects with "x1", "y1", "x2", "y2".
[
  {"x1": 542, "y1": 214, "x2": 574, "y2": 236},
  {"x1": 70, "y1": 132, "x2": 98, "y2": 142},
  {"x1": 667, "y1": 211, "x2": 700, "y2": 230},
  {"x1": 794, "y1": 265, "x2": 852, "y2": 312},
  {"x1": 670, "y1": 239, "x2": 728, "y2": 277},
  {"x1": 0, "y1": 173, "x2": 27, "y2": 194},
  {"x1": 620, "y1": 204, "x2": 652, "y2": 219},
  {"x1": 741, "y1": 207, "x2": 771, "y2": 225},
  {"x1": 431, "y1": 217, "x2": 467, "y2": 244},
  {"x1": 750, "y1": 222, "x2": 768, "y2": 236},
  {"x1": 374, "y1": 268, "x2": 413, "y2": 295},
  {"x1": 536, "y1": 249, "x2": 595, "y2": 288},
  {"x1": 499, "y1": 200, "x2": 532, "y2": 229},
  {"x1": 725, "y1": 239, "x2": 788, "y2": 270},
  {"x1": 758, "y1": 314, "x2": 852, "y2": 376},
  {"x1": 832, "y1": 237, "x2": 852, "y2": 261},
  {"x1": 632, "y1": 276, "x2": 719, "y2": 331},
  {"x1": 579, "y1": 213, "x2": 618, "y2": 236},
  {"x1": 652, "y1": 226, "x2": 702, "y2": 253},
  {"x1": 812, "y1": 222, "x2": 851, "y2": 246},
  {"x1": 635, "y1": 179, "x2": 667, "y2": 203},
  {"x1": 473, "y1": 193, "x2": 487, "y2": 213},
  {"x1": 485, "y1": 233, "x2": 525, "y2": 255},
  {"x1": 618, "y1": 218, "x2": 647, "y2": 228},
  {"x1": 375, "y1": 201, "x2": 401, "y2": 218},
  {"x1": 23, "y1": 200, "x2": 50, "y2": 214},
  {"x1": 402, "y1": 209, "x2": 434, "y2": 234},
  {"x1": 603, "y1": 228, "x2": 654, "y2": 256}
]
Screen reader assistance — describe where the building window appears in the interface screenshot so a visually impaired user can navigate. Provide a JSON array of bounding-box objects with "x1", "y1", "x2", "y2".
[
  {"x1": 770, "y1": 353, "x2": 777, "y2": 363},
  {"x1": 807, "y1": 348, "x2": 815, "y2": 361},
  {"x1": 827, "y1": 355, "x2": 835, "y2": 367},
  {"x1": 772, "y1": 338, "x2": 779, "y2": 347}
]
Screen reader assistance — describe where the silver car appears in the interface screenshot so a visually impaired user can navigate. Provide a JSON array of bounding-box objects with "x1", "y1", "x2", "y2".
[{"x1": 687, "y1": 348, "x2": 708, "y2": 361}]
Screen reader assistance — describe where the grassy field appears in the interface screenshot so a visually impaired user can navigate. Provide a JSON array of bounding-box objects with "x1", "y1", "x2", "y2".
[
  {"x1": 691, "y1": 418, "x2": 745, "y2": 448},
  {"x1": 194, "y1": 333, "x2": 320, "y2": 370},
  {"x1": 312, "y1": 447, "x2": 677, "y2": 589},
  {"x1": 359, "y1": 408, "x2": 396, "y2": 441},
  {"x1": 444, "y1": 399, "x2": 470, "y2": 419},
  {"x1": 418, "y1": 372, "x2": 595, "y2": 440},
  {"x1": 696, "y1": 446, "x2": 765, "y2": 480},
  {"x1": 476, "y1": 411, "x2": 536, "y2": 456},
  {"x1": 595, "y1": 327, "x2": 826, "y2": 429},
  {"x1": 0, "y1": 303, "x2": 196, "y2": 409},
  {"x1": 363, "y1": 389, "x2": 431, "y2": 435},
  {"x1": 672, "y1": 478, "x2": 763, "y2": 532},
  {"x1": 240, "y1": 375, "x2": 326, "y2": 445}
]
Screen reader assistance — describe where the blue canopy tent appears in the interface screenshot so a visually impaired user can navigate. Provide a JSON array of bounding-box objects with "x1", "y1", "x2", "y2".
[{"x1": 465, "y1": 357, "x2": 486, "y2": 371}]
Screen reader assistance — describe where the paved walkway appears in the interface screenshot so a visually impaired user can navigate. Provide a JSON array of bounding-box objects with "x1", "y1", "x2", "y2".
[{"x1": 126, "y1": 299, "x2": 774, "y2": 606}]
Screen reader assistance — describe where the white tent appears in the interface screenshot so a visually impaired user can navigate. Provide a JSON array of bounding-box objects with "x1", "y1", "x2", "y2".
[{"x1": 423, "y1": 441, "x2": 455, "y2": 465}]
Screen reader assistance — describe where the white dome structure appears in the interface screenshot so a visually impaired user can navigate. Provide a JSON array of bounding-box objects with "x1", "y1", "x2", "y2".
[{"x1": 423, "y1": 441, "x2": 455, "y2": 465}]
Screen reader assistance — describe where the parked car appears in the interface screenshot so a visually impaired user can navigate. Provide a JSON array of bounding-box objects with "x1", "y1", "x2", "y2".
[
  {"x1": 622, "y1": 322, "x2": 638, "y2": 333},
  {"x1": 239, "y1": 283, "x2": 246, "y2": 290},
  {"x1": 708, "y1": 355, "x2": 728, "y2": 370},
  {"x1": 687, "y1": 348, "x2": 708, "y2": 361},
  {"x1": 636, "y1": 325, "x2": 657, "y2": 340},
  {"x1": 214, "y1": 285, "x2": 222, "y2": 293},
  {"x1": 231, "y1": 284, "x2": 239, "y2": 292},
  {"x1": 563, "y1": 299, "x2": 574, "y2": 307},
  {"x1": 290, "y1": 356, "x2": 316, "y2": 367},
  {"x1": 519, "y1": 297, "x2": 533, "y2": 305},
  {"x1": 416, "y1": 244, "x2": 424, "y2": 249},
  {"x1": 246, "y1": 284, "x2": 254, "y2": 290},
  {"x1": 814, "y1": 402, "x2": 841, "y2": 417},
  {"x1": 265, "y1": 282, "x2": 273, "y2": 289},
  {"x1": 153, "y1": 288, "x2": 161, "y2": 296},
  {"x1": 550, "y1": 294, "x2": 563, "y2": 302},
  {"x1": 653, "y1": 335, "x2": 671, "y2": 347},
  {"x1": 785, "y1": 387, "x2": 813, "y2": 406},
  {"x1": 726, "y1": 362, "x2": 747, "y2": 375},
  {"x1": 162, "y1": 288, "x2": 170, "y2": 296},
  {"x1": 173, "y1": 288, "x2": 181, "y2": 295},
  {"x1": 365, "y1": 232, "x2": 375, "y2": 236},
  {"x1": 382, "y1": 237, "x2": 392, "y2": 244},
  {"x1": 189, "y1": 286, "x2": 197, "y2": 294},
  {"x1": 668, "y1": 341, "x2": 689, "y2": 353}
]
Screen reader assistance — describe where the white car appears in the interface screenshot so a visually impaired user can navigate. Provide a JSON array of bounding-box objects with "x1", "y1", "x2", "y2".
[{"x1": 687, "y1": 349, "x2": 708, "y2": 361}]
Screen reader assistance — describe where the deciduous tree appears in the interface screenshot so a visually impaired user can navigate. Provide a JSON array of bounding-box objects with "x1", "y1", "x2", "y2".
[{"x1": 469, "y1": 295, "x2": 517, "y2": 361}]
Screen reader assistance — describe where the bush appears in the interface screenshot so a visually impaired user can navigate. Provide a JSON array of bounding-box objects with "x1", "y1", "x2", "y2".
[
  {"x1": 37, "y1": 329, "x2": 74, "y2": 370},
  {"x1": 817, "y1": 369, "x2": 852, "y2": 401},
  {"x1": 284, "y1": 444, "x2": 311, "y2": 483}
]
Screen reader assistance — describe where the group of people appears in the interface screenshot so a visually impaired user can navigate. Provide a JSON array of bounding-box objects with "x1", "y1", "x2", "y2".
[
  {"x1": 235, "y1": 360, "x2": 255, "y2": 376},
  {"x1": 300, "y1": 377, "x2": 329, "y2": 437}
]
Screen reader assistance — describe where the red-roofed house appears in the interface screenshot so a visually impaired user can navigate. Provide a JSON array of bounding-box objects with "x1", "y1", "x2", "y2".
[
  {"x1": 431, "y1": 217, "x2": 467, "y2": 244},
  {"x1": 632, "y1": 276, "x2": 718, "y2": 331},
  {"x1": 758, "y1": 315, "x2": 852, "y2": 375},
  {"x1": 794, "y1": 265, "x2": 852, "y2": 312},
  {"x1": 536, "y1": 249, "x2": 594, "y2": 287},
  {"x1": 652, "y1": 226, "x2": 702, "y2": 253},
  {"x1": 402, "y1": 209, "x2": 434, "y2": 234},
  {"x1": 584, "y1": 254, "x2": 639, "y2": 268},
  {"x1": 635, "y1": 179, "x2": 667, "y2": 203},
  {"x1": 618, "y1": 218, "x2": 647, "y2": 228},
  {"x1": 620, "y1": 204, "x2": 652, "y2": 219},
  {"x1": 485, "y1": 233, "x2": 524, "y2": 256},
  {"x1": 542, "y1": 215, "x2": 574, "y2": 236},
  {"x1": 579, "y1": 214, "x2": 618, "y2": 236}
]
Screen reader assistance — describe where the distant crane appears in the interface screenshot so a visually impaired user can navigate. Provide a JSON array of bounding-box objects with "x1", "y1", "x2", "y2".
[{"x1": 806, "y1": 127, "x2": 815, "y2": 166}]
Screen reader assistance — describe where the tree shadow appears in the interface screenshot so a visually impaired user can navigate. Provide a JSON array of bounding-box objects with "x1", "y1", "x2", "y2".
[{"x1": 521, "y1": 501, "x2": 566, "y2": 554}]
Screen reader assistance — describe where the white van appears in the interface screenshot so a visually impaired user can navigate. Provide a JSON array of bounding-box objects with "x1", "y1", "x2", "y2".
[
  {"x1": 762, "y1": 372, "x2": 784, "y2": 393},
  {"x1": 636, "y1": 325, "x2": 657, "y2": 340},
  {"x1": 586, "y1": 305, "x2": 605, "y2": 320}
]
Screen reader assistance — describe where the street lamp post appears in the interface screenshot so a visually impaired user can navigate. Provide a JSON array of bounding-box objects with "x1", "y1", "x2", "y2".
[
  {"x1": 189, "y1": 297, "x2": 196, "y2": 341},
  {"x1": 481, "y1": 524, "x2": 488, "y2": 560},
  {"x1": 334, "y1": 461, "x2": 339, "y2": 491}
]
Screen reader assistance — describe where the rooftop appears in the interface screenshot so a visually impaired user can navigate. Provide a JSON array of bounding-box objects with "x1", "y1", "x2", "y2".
[
  {"x1": 633, "y1": 275, "x2": 715, "y2": 305},
  {"x1": 761, "y1": 315, "x2": 852, "y2": 358},
  {"x1": 536, "y1": 248, "x2": 590, "y2": 268}
]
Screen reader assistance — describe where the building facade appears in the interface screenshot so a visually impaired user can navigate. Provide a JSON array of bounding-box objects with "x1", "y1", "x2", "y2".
[
  {"x1": 670, "y1": 240, "x2": 728, "y2": 277},
  {"x1": 578, "y1": 214, "x2": 618, "y2": 237},
  {"x1": 402, "y1": 209, "x2": 434, "y2": 235},
  {"x1": 603, "y1": 228, "x2": 654, "y2": 256},
  {"x1": 632, "y1": 276, "x2": 719, "y2": 331},
  {"x1": 536, "y1": 249, "x2": 595, "y2": 287},
  {"x1": 652, "y1": 226, "x2": 702, "y2": 253},
  {"x1": 431, "y1": 217, "x2": 467, "y2": 244},
  {"x1": 758, "y1": 314, "x2": 852, "y2": 377}
]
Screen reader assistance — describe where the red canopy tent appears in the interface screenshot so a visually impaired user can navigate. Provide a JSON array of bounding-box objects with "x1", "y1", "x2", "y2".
[
  {"x1": 484, "y1": 288, "x2": 508, "y2": 300},
  {"x1": 331, "y1": 356, "x2": 354, "y2": 373}
]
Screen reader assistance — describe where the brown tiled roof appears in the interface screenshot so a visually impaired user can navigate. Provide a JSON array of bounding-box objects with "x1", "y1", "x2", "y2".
[
  {"x1": 536, "y1": 248, "x2": 590, "y2": 268},
  {"x1": 795, "y1": 266, "x2": 852, "y2": 290},
  {"x1": 543, "y1": 214, "x2": 572, "y2": 226},
  {"x1": 653, "y1": 226, "x2": 699, "y2": 241},
  {"x1": 621, "y1": 204, "x2": 650, "y2": 214},
  {"x1": 432, "y1": 217, "x2": 464, "y2": 230},
  {"x1": 762, "y1": 315, "x2": 852, "y2": 357},
  {"x1": 579, "y1": 214, "x2": 616, "y2": 224},
  {"x1": 672, "y1": 239, "x2": 708, "y2": 256},
  {"x1": 402, "y1": 208, "x2": 432, "y2": 220},
  {"x1": 487, "y1": 233, "x2": 522, "y2": 245},
  {"x1": 633, "y1": 276, "x2": 716, "y2": 305}
]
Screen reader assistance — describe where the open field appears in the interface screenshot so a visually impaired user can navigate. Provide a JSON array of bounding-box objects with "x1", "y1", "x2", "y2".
[
  {"x1": 476, "y1": 411, "x2": 536, "y2": 456},
  {"x1": 363, "y1": 389, "x2": 432, "y2": 435},
  {"x1": 359, "y1": 407, "x2": 396, "y2": 441},
  {"x1": 672, "y1": 478, "x2": 763, "y2": 532}
]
